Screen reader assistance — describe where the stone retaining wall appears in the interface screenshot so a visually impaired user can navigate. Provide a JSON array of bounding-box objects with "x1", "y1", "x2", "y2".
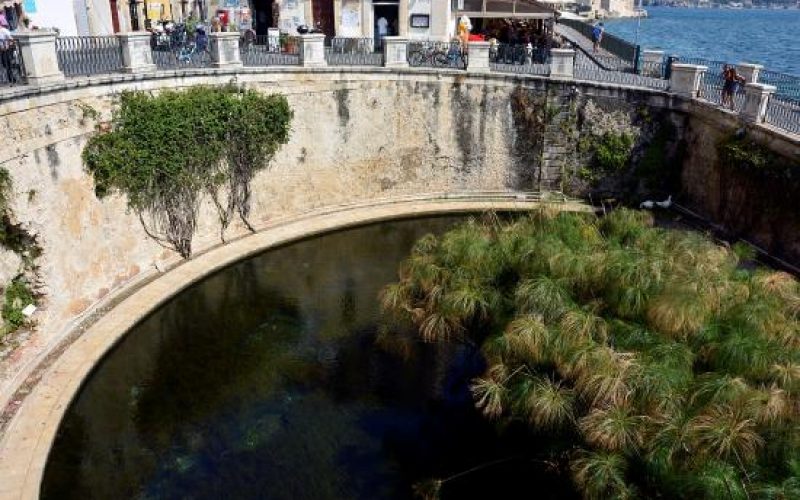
[
  {"x1": 0, "y1": 69, "x2": 796, "y2": 490},
  {"x1": 0, "y1": 69, "x2": 674, "y2": 408}
]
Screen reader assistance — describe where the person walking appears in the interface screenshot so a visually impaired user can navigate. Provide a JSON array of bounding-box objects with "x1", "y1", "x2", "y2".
[
  {"x1": 721, "y1": 65, "x2": 745, "y2": 110},
  {"x1": 0, "y1": 17, "x2": 16, "y2": 84},
  {"x1": 591, "y1": 22, "x2": 604, "y2": 53}
]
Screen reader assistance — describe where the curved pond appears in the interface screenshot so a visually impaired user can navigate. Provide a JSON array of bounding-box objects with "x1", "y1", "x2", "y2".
[{"x1": 42, "y1": 216, "x2": 577, "y2": 499}]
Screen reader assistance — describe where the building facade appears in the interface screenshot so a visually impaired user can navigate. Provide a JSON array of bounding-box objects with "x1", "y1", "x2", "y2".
[
  {"x1": 115, "y1": 0, "x2": 554, "y2": 41},
  {"x1": 227, "y1": 0, "x2": 555, "y2": 40},
  {"x1": 10, "y1": 0, "x2": 115, "y2": 35},
  {"x1": 11, "y1": 0, "x2": 556, "y2": 40}
]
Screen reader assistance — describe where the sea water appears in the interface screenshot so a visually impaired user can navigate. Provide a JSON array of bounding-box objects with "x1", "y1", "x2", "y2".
[{"x1": 602, "y1": 7, "x2": 800, "y2": 76}]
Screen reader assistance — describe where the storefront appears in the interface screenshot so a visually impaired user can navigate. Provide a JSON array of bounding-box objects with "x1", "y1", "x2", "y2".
[
  {"x1": 154, "y1": 0, "x2": 554, "y2": 43},
  {"x1": 144, "y1": 0, "x2": 173, "y2": 22},
  {"x1": 452, "y1": 0, "x2": 556, "y2": 35}
]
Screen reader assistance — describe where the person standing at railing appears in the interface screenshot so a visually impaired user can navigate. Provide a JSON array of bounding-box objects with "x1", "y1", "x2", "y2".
[
  {"x1": 0, "y1": 17, "x2": 15, "y2": 84},
  {"x1": 195, "y1": 24, "x2": 209, "y2": 53},
  {"x1": 592, "y1": 22, "x2": 604, "y2": 53},
  {"x1": 721, "y1": 65, "x2": 746, "y2": 110}
]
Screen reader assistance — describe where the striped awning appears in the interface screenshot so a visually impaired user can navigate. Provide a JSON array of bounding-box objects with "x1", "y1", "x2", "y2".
[{"x1": 0, "y1": 0, "x2": 22, "y2": 8}]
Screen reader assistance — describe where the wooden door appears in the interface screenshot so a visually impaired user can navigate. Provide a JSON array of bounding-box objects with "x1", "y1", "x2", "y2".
[
  {"x1": 110, "y1": 0, "x2": 120, "y2": 33},
  {"x1": 312, "y1": 0, "x2": 335, "y2": 38}
]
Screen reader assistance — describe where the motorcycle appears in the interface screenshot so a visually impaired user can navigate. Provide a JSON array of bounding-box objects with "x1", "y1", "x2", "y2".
[{"x1": 296, "y1": 23, "x2": 324, "y2": 35}]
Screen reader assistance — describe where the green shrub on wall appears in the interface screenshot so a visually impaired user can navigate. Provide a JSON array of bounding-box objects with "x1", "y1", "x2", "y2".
[
  {"x1": 83, "y1": 86, "x2": 292, "y2": 258},
  {"x1": 719, "y1": 136, "x2": 800, "y2": 189},
  {"x1": 2, "y1": 276, "x2": 34, "y2": 336},
  {"x1": 594, "y1": 132, "x2": 634, "y2": 172}
]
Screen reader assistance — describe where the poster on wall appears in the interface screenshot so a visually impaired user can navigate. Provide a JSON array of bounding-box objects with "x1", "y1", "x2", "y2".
[
  {"x1": 279, "y1": 0, "x2": 305, "y2": 34},
  {"x1": 342, "y1": 10, "x2": 359, "y2": 28}
]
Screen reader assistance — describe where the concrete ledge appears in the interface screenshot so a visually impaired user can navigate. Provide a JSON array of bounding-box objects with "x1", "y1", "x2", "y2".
[{"x1": 0, "y1": 193, "x2": 591, "y2": 500}]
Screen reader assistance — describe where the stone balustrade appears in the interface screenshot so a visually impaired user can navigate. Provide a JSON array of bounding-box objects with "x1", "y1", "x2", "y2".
[
  {"x1": 117, "y1": 31, "x2": 156, "y2": 74},
  {"x1": 2, "y1": 32, "x2": 794, "y2": 134}
]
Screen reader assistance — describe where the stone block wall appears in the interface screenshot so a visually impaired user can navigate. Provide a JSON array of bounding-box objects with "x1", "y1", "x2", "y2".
[
  {"x1": 0, "y1": 70, "x2": 579, "y2": 394},
  {"x1": 0, "y1": 68, "x2": 796, "y2": 409}
]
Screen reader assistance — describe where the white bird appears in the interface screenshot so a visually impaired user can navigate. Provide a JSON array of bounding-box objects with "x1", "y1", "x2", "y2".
[
  {"x1": 656, "y1": 195, "x2": 672, "y2": 209},
  {"x1": 640, "y1": 200, "x2": 654, "y2": 209}
]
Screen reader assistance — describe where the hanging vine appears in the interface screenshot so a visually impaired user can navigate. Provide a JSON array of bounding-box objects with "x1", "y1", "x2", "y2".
[{"x1": 82, "y1": 86, "x2": 292, "y2": 258}]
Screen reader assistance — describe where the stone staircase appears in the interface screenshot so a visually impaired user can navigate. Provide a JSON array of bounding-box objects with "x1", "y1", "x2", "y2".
[{"x1": 539, "y1": 90, "x2": 576, "y2": 191}]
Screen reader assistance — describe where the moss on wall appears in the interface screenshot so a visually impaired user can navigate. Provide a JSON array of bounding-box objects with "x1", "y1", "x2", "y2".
[{"x1": 0, "y1": 167, "x2": 41, "y2": 342}]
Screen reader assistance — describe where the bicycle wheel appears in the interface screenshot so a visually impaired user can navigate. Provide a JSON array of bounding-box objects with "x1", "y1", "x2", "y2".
[
  {"x1": 408, "y1": 50, "x2": 424, "y2": 67},
  {"x1": 242, "y1": 30, "x2": 256, "y2": 49},
  {"x1": 433, "y1": 51, "x2": 449, "y2": 68},
  {"x1": 175, "y1": 49, "x2": 188, "y2": 64}
]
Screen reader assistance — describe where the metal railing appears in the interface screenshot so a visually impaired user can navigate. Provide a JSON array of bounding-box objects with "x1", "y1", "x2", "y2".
[
  {"x1": 489, "y1": 43, "x2": 549, "y2": 75},
  {"x1": 152, "y1": 43, "x2": 212, "y2": 70},
  {"x1": 640, "y1": 60, "x2": 667, "y2": 79},
  {"x1": 55, "y1": 36, "x2": 124, "y2": 77},
  {"x1": 0, "y1": 43, "x2": 26, "y2": 86},
  {"x1": 240, "y1": 35, "x2": 300, "y2": 66},
  {"x1": 574, "y1": 50, "x2": 668, "y2": 91},
  {"x1": 588, "y1": 52, "x2": 636, "y2": 73},
  {"x1": 558, "y1": 18, "x2": 639, "y2": 68},
  {"x1": 679, "y1": 57, "x2": 745, "y2": 110},
  {"x1": 325, "y1": 37, "x2": 383, "y2": 66},
  {"x1": 765, "y1": 95, "x2": 800, "y2": 135},
  {"x1": 407, "y1": 41, "x2": 467, "y2": 70},
  {"x1": 759, "y1": 69, "x2": 800, "y2": 103}
]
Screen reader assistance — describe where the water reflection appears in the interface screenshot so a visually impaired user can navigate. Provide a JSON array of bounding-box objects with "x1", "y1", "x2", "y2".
[{"x1": 43, "y1": 216, "x2": 577, "y2": 499}]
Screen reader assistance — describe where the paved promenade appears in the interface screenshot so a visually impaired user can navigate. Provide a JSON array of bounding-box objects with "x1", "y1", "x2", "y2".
[{"x1": 555, "y1": 23, "x2": 627, "y2": 67}]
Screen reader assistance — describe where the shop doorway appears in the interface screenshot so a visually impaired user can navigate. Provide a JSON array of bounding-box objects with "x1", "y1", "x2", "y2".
[
  {"x1": 312, "y1": 0, "x2": 335, "y2": 38},
  {"x1": 109, "y1": 0, "x2": 121, "y2": 32},
  {"x1": 253, "y1": 0, "x2": 273, "y2": 36},
  {"x1": 373, "y1": 3, "x2": 398, "y2": 50}
]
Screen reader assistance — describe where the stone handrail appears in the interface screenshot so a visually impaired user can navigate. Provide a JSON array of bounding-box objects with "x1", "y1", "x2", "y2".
[{"x1": 2, "y1": 31, "x2": 796, "y2": 137}]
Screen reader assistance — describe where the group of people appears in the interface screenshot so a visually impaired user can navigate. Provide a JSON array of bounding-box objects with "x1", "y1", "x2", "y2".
[{"x1": 0, "y1": 15, "x2": 18, "y2": 84}]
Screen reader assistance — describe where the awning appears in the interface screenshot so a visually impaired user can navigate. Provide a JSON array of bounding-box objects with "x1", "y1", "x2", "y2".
[{"x1": 454, "y1": 0, "x2": 558, "y2": 19}]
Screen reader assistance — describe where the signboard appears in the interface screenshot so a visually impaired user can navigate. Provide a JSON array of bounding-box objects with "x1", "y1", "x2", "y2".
[{"x1": 410, "y1": 14, "x2": 429, "y2": 28}]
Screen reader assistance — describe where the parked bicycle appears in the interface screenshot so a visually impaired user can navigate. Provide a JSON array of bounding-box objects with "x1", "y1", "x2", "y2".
[
  {"x1": 408, "y1": 41, "x2": 467, "y2": 69},
  {"x1": 175, "y1": 25, "x2": 209, "y2": 64},
  {"x1": 175, "y1": 41, "x2": 208, "y2": 64}
]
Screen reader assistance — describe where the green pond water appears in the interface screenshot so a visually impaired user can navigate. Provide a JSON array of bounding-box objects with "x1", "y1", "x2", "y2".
[{"x1": 42, "y1": 215, "x2": 578, "y2": 499}]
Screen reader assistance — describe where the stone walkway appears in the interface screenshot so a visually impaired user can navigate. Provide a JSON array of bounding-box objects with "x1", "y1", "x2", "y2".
[
  {"x1": 554, "y1": 23, "x2": 625, "y2": 67},
  {"x1": 0, "y1": 193, "x2": 591, "y2": 500}
]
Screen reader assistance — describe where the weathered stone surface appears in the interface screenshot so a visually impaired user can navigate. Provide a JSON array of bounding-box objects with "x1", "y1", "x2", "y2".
[
  {"x1": 0, "y1": 68, "x2": 795, "y2": 438},
  {"x1": 0, "y1": 72, "x2": 572, "y2": 401},
  {"x1": 0, "y1": 248, "x2": 22, "y2": 288}
]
